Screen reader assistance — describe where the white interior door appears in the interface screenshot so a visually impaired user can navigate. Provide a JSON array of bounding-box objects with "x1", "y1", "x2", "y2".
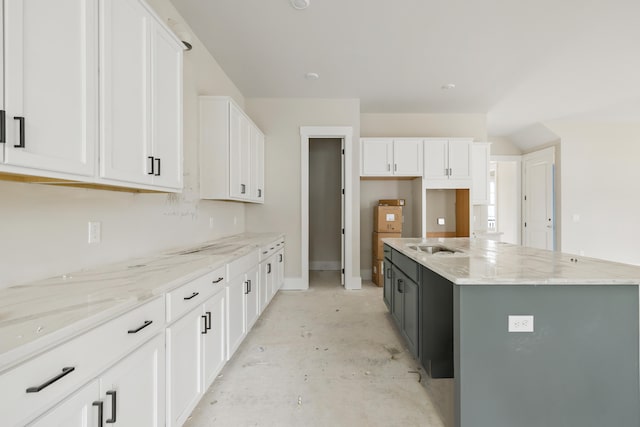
[
  {"x1": 523, "y1": 148, "x2": 555, "y2": 250},
  {"x1": 341, "y1": 138, "x2": 345, "y2": 286}
]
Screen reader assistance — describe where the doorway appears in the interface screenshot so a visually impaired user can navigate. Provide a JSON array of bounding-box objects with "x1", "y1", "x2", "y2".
[
  {"x1": 523, "y1": 147, "x2": 555, "y2": 250},
  {"x1": 309, "y1": 138, "x2": 343, "y2": 284},
  {"x1": 489, "y1": 156, "x2": 522, "y2": 245}
]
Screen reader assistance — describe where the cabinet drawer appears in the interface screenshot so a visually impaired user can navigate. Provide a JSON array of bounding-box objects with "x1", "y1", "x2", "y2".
[
  {"x1": 166, "y1": 266, "x2": 225, "y2": 323},
  {"x1": 0, "y1": 297, "x2": 164, "y2": 427},
  {"x1": 228, "y1": 251, "x2": 259, "y2": 280},
  {"x1": 392, "y1": 249, "x2": 420, "y2": 283},
  {"x1": 259, "y1": 239, "x2": 281, "y2": 262}
]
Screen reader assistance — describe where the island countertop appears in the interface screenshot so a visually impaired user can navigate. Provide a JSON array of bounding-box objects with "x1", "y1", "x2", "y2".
[{"x1": 382, "y1": 237, "x2": 640, "y2": 285}]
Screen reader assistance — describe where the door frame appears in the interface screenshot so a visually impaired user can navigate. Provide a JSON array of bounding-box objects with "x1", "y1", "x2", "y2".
[
  {"x1": 490, "y1": 155, "x2": 522, "y2": 245},
  {"x1": 300, "y1": 126, "x2": 359, "y2": 290}
]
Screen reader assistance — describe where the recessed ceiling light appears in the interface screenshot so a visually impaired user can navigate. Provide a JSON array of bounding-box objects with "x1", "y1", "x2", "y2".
[
  {"x1": 291, "y1": 0, "x2": 310, "y2": 10},
  {"x1": 441, "y1": 83, "x2": 456, "y2": 90},
  {"x1": 305, "y1": 72, "x2": 320, "y2": 80}
]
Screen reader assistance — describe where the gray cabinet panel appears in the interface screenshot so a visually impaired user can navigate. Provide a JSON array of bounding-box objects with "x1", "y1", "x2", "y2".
[{"x1": 402, "y1": 277, "x2": 419, "y2": 357}]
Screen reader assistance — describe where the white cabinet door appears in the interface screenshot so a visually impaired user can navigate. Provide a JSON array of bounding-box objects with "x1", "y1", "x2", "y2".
[
  {"x1": 471, "y1": 143, "x2": 490, "y2": 204},
  {"x1": 149, "y1": 19, "x2": 183, "y2": 190},
  {"x1": 202, "y1": 291, "x2": 226, "y2": 390},
  {"x1": 276, "y1": 250, "x2": 285, "y2": 294},
  {"x1": 448, "y1": 140, "x2": 471, "y2": 181},
  {"x1": 252, "y1": 129, "x2": 265, "y2": 202},
  {"x1": 3, "y1": 0, "x2": 97, "y2": 176},
  {"x1": 259, "y1": 259, "x2": 271, "y2": 310},
  {"x1": 28, "y1": 380, "x2": 99, "y2": 427},
  {"x1": 226, "y1": 276, "x2": 246, "y2": 359},
  {"x1": 99, "y1": 335, "x2": 165, "y2": 427},
  {"x1": 0, "y1": 3, "x2": 6, "y2": 164},
  {"x1": 166, "y1": 308, "x2": 204, "y2": 427},
  {"x1": 99, "y1": 0, "x2": 152, "y2": 186},
  {"x1": 361, "y1": 138, "x2": 393, "y2": 176},
  {"x1": 392, "y1": 139, "x2": 423, "y2": 176},
  {"x1": 424, "y1": 139, "x2": 449, "y2": 180},
  {"x1": 245, "y1": 266, "x2": 260, "y2": 330},
  {"x1": 229, "y1": 103, "x2": 251, "y2": 199}
]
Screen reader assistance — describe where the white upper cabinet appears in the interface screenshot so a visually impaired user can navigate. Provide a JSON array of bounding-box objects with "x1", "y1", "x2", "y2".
[
  {"x1": 471, "y1": 142, "x2": 491, "y2": 205},
  {"x1": 424, "y1": 138, "x2": 472, "y2": 186},
  {"x1": 360, "y1": 138, "x2": 423, "y2": 177},
  {"x1": 99, "y1": 0, "x2": 183, "y2": 190},
  {"x1": 200, "y1": 96, "x2": 265, "y2": 203},
  {"x1": 1, "y1": 0, "x2": 98, "y2": 177}
]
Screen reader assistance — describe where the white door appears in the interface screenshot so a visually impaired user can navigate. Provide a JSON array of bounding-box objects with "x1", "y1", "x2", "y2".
[
  {"x1": 28, "y1": 380, "x2": 99, "y2": 427},
  {"x1": 150, "y1": 20, "x2": 182, "y2": 189},
  {"x1": 4, "y1": 0, "x2": 97, "y2": 176},
  {"x1": 202, "y1": 291, "x2": 226, "y2": 390},
  {"x1": 226, "y1": 276, "x2": 246, "y2": 359},
  {"x1": 423, "y1": 139, "x2": 448, "y2": 180},
  {"x1": 447, "y1": 140, "x2": 472, "y2": 180},
  {"x1": 523, "y1": 148, "x2": 555, "y2": 250},
  {"x1": 245, "y1": 266, "x2": 260, "y2": 330},
  {"x1": 361, "y1": 138, "x2": 392, "y2": 176},
  {"x1": 99, "y1": 334, "x2": 165, "y2": 427},
  {"x1": 341, "y1": 139, "x2": 345, "y2": 285},
  {"x1": 166, "y1": 308, "x2": 203, "y2": 427},
  {"x1": 392, "y1": 139, "x2": 423, "y2": 176},
  {"x1": 99, "y1": 0, "x2": 153, "y2": 185}
]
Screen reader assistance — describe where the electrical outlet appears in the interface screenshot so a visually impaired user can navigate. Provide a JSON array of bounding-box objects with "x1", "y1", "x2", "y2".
[
  {"x1": 88, "y1": 221, "x2": 101, "y2": 244},
  {"x1": 508, "y1": 315, "x2": 534, "y2": 332},
  {"x1": 437, "y1": 217, "x2": 445, "y2": 225}
]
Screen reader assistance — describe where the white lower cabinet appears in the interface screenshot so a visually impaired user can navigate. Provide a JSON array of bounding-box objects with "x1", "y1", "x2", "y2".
[
  {"x1": 245, "y1": 265, "x2": 260, "y2": 331},
  {"x1": 166, "y1": 289, "x2": 226, "y2": 427},
  {"x1": 275, "y1": 249, "x2": 285, "y2": 296},
  {"x1": 226, "y1": 275, "x2": 247, "y2": 360},
  {"x1": 30, "y1": 334, "x2": 165, "y2": 427}
]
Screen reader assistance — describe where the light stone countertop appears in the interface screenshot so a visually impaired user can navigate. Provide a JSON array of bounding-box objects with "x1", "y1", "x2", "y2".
[
  {"x1": 383, "y1": 237, "x2": 640, "y2": 286},
  {"x1": 0, "y1": 232, "x2": 283, "y2": 371}
]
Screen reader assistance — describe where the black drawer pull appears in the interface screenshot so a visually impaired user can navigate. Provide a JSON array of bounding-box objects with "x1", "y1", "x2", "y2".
[
  {"x1": 262, "y1": 251, "x2": 268, "y2": 254},
  {"x1": 241, "y1": 184, "x2": 246, "y2": 194},
  {"x1": 212, "y1": 277, "x2": 224, "y2": 284},
  {"x1": 106, "y1": 390, "x2": 117, "y2": 423},
  {"x1": 93, "y1": 401, "x2": 104, "y2": 427},
  {"x1": 127, "y1": 320, "x2": 153, "y2": 334},
  {"x1": 398, "y1": 278, "x2": 404, "y2": 294},
  {"x1": 184, "y1": 292, "x2": 199, "y2": 300},
  {"x1": 26, "y1": 367, "x2": 75, "y2": 393},
  {"x1": 267, "y1": 263, "x2": 272, "y2": 274},
  {"x1": 147, "y1": 156, "x2": 155, "y2": 175},
  {"x1": 155, "y1": 158, "x2": 161, "y2": 176},
  {"x1": 279, "y1": 254, "x2": 283, "y2": 262},
  {"x1": 14, "y1": 116, "x2": 25, "y2": 148},
  {"x1": 244, "y1": 281, "x2": 249, "y2": 294},
  {"x1": 201, "y1": 315, "x2": 208, "y2": 334},
  {"x1": 0, "y1": 110, "x2": 5, "y2": 143}
]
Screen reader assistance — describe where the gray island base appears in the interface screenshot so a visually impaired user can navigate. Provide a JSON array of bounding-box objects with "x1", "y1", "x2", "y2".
[{"x1": 382, "y1": 238, "x2": 640, "y2": 427}]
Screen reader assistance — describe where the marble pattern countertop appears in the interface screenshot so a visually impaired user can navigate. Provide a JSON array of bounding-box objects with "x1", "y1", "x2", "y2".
[
  {"x1": 383, "y1": 237, "x2": 640, "y2": 286},
  {"x1": 0, "y1": 232, "x2": 283, "y2": 371}
]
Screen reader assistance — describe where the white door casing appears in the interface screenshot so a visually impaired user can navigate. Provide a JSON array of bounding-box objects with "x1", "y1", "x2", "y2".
[{"x1": 523, "y1": 147, "x2": 555, "y2": 250}]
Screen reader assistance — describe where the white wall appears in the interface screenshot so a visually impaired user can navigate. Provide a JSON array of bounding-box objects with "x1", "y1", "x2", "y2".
[
  {"x1": 0, "y1": 0, "x2": 246, "y2": 288},
  {"x1": 546, "y1": 120, "x2": 640, "y2": 265},
  {"x1": 425, "y1": 189, "x2": 457, "y2": 234},
  {"x1": 244, "y1": 98, "x2": 361, "y2": 285},
  {"x1": 489, "y1": 135, "x2": 523, "y2": 155},
  {"x1": 309, "y1": 138, "x2": 342, "y2": 270}
]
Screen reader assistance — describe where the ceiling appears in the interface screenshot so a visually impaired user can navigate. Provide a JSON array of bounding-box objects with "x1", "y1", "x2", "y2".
[{"x1": 170, "y1": 0, "x2": 640, "y2": 140}]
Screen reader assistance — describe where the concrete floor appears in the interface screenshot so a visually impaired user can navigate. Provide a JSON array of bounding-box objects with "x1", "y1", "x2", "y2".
[{"x1": 184, "y1": 271, "x2": 453, "y2": 427}]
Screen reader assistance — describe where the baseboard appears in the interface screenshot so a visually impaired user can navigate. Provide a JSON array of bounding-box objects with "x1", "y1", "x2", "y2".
[
  {"x1": 361, "y1": 269, "x2": 372, "y2": 281},
  {"x1": 309, "y1": 261, "x2": 341, "y2": 271},
  {"x1": 282, "y1": 277, "x2": 307, "y2": 290}
]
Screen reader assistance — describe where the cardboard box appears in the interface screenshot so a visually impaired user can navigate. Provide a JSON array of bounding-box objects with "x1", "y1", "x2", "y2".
[
  {"x1": 373, "y1": 205, "x2": 403, "y2": 232},
  {"x1": 373, "y1": 231, "x2": 401, "y2": 260},
  {"x1": 378, "y1": 199, "x2": 405, "y2": 206},
  {"x1": 372, "y1": 257, "x2": 384, "y2": 287}
]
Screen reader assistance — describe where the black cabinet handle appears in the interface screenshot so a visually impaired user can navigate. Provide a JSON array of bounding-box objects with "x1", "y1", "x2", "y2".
[
  {"x1": 212, "y1": 277, "x2": 224, "y2": 284},
  {"x1": 93, "y1": 401, "x2": 104, "y2": 427},
  {"x1": 279, "y1": 254, "x2": 283, "y2": 262},
  {"x1": 398, "y1": 278, "x2": 404, "y2": 294},
  {"x1": 13, "y1": 116, "x2": 25, "y2": 148},
  {"x1": 106, "y1": 390, "x2": 117, "y2": 424},
  {"x1": 386, "y1": 268, "x2": 392, "y2": 279},
  {"x1": 248, "y1": 279, "x2": 252, "y2": 293},
  {"x1": 244, "y1": 281, "x2": 249, "y2": 294},
  {"x1": 127, "y1": 320, "x2": 152, "y2": 334},
  {"x1": 206, "y1": 311, "x2": 212, "y2": 330},
  {"x1": 241, "y1": 184, "x2": 246, "y2": 194},
  {"x1": 155, "y1": 158, "x2": 161, "y2": 176},
  {"x1": 201, "y1": 315, "x2": 208, "y2": 334},
  {"x1": 267, "y1": 263, "x2": 271, "y2": 274},
  {"x1": 184, "y1": 292, "x2": 199, "y2": 300},
  {"x1": 26, "y1": 367, "x2": 75, "y2": 393},
  {"x1": 258, "y1": 188, "x2": 262, "y2": 198},
  {"x1": 262, "y1": 251, "x2": 268, "y2": 254},
  {"x1": 0, "y1": 110, "x2": 5, "y2": 143},
  {"x1": 147, "y1": 156, "x2": 155, "y2": 175}
]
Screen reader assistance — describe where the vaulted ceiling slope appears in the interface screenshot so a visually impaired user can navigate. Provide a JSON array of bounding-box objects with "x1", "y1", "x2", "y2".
[{"x1": 170, "y1": 0, "x2": 640, "y2": 138}]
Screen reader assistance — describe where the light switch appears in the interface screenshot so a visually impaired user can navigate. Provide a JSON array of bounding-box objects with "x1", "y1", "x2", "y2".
[
  {"x1": 508, "y1": 315, "x2": 534, "y2": 332},
  {"x1": 437, "y1": 217, "x2": 445, "y2": 225}
]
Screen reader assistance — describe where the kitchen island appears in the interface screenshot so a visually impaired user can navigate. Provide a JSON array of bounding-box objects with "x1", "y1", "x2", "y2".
[{"x1": 382, "y1": 237, "x2": 640, "y2": 427}]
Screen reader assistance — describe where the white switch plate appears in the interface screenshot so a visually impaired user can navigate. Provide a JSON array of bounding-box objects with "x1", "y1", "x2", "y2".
[
  {"x1": 88, "y1": 221, "x2": 101, "y2": 244},
  {"x1": 508, "y1": 315, "x2": 534, "y2": 332},
  {"x1": 437, "y1": 217, "x2": 445, "y2": 225}
]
